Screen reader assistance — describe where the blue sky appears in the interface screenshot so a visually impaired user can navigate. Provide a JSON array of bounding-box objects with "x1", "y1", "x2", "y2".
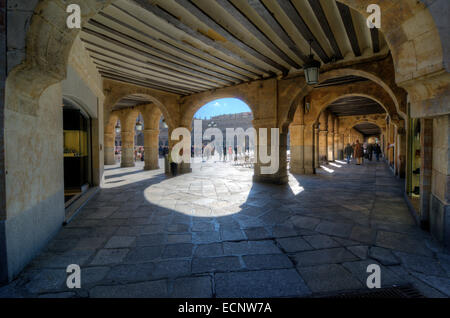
[{"x1": 194, "y1": 98, "x2": 251, "y2": 119}]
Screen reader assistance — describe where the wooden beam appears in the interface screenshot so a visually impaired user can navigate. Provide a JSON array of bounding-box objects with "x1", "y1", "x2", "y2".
[
  {"x1": 173, "y1": 0, "x2": 288, "y2": 73},
  {"x1": 215, "y1": 0, "x2": 300, "y2": 69},
  {"x1": 275, "y1": 0, "x2": 330, "y2": 63},
  {"x1": 98, "y1": 68, "x2": 193, "y2": 95},
  {"x1": 370, "y1": 28, "x2": 380, "y2": 53},
  {"x1": 82, "y1": 26, "x2": 235, "y2": 86},
  {"x1": 83, "y1": 40, "x2": 222, "y2": 88},
  {"x1": 88, "y1": 51, "x2": 215, "y2": 91},
  {"x1": 246, "y1": 0, "x2": 307, "y2": 62},
  {"x1": 104, "y1": 6, "x2": 254, "y2": 81},
  {"x1": 130, "y1": 0, "x2": 266, "y2": 78},
  {"x1": 307, "y1": 0, "x2": 343, "y2": 60},
  {"x1": 336, "y1": 2, "x2": 361, "y2": 57},
  {"x1": 88, "y1": 19, "x2": 242, "y2": 84}
]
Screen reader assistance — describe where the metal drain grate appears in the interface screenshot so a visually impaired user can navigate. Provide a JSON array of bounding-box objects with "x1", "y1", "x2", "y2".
[{"x1": 322, "y1": 285, "x2": 425, "y2": 298}]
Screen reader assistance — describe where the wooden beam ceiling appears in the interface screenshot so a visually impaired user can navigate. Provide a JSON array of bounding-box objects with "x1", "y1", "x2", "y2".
[{"x1": 81, "y1": 0, "x2": 388, "y2": 98}]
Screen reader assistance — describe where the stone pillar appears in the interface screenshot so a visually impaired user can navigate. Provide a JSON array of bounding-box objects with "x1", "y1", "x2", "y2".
[
  {"x1": 334, "y1": 118, "x2": 340, "y2": 160},
  {"x1": 420, "y1": 118, "x2": 433, "y2": 226},
  {"x1": 303, "y1": 124, "x2": 315, "y2": 174},
  {"x1": 318, "y1": 112, "x2": 328, "y2": 163},
  {"x1": 397, "y1": 126, "x2": 406, "y2": 178},
  {"x1": 104, "y1": 132, "x2": 116, "y2": 165},
  {"x1": 314, "y1": 125, "x2": 320, "y2": 169},
  {"x1": 290, "y1": 124, "x2": 305, "y2": 174},
  {"x1": 430, "y1": 115, "x2": 450, "y2": 247},
  {"x1": 121, "y1": 131, "x2": 135, "y2": 168},
  {"x1": 119, "y1": 111, "x2": 137, "y2": 168},
  {"x1": 339, "y1": 133, "x2": 345, "y2": 160},
  {"x1": 144, "y1": 129, "x2": 159, "y2": 170},
  {"x1": 168, "y1": 126, "x2": 192, "y2": 175},
  {"x1": 327, "y1": 113, "x2": 334, "y2": 161},
  {"x1": 253, "y1": 119, "x2": 288, "y2": 184}
]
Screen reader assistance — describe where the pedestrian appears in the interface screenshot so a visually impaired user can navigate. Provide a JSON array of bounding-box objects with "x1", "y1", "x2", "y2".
[
  {"x1": 354, "y1": 140, "x2": 364, "y2": 165},
  {"x1": 367, "y1": 143, "x2": 374, "y2": 161},
  {"x1": 344, "y1": 143, "x2": 353, "y2": 164},
  {"x1": 374, "y1": 143, "x2": 382, "y2": 161},
  {"x1": 169, "y1": 151, "x2": 177, "y2": 176}
]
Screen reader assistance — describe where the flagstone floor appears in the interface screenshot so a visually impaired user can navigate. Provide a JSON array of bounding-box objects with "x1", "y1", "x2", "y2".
[{"x1": 1, "y1": 159, "x2": 449, "y2": 298}]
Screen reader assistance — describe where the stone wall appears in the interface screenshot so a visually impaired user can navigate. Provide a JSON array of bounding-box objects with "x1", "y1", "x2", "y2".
[
  {"x1": 1, "y1": 34, "x2": 104, "y2": 282},
  {"x1": 430, "y1": 115, "x2": 450, "y2": 246},
  {"x1": 3, "y1": 83, "x2": 65, "y2": 281}
]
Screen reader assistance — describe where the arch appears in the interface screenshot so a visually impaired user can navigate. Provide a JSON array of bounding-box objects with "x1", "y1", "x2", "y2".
[
  {"x1": 282, "y1": 56, "x2": 407, "y2": 131},
  {"x1": 313, "y1": 94, "x2": 388, "y2": 124},
  {"x1": 103, "y1": 80, "x2": 178, "y2": 129},
  {"x1": 180, "y1": 89, "x2": 258, "y2": 128},
  {"x1": 304, "y1": 81, "x2": 399, "y2": 127}
]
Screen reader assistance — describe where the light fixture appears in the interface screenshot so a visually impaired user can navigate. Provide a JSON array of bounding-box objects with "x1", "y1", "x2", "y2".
[
  {"x1": 303, "y1": 40, "x2": 321, "y2": 85},
  {"x1": 115, "y1": 123, "x2": 121, "y2": 134},
  {"x1": 162, "y1": 118, "x2": 168, "y2": 129},
  {"x1": 136, "y1": 120, "x2": 143, "y2": 131}
]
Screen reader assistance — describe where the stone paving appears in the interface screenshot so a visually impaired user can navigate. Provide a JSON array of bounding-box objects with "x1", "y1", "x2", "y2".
[{"x1": 1, "y1": 159, "x2": 450, "y2": 298}]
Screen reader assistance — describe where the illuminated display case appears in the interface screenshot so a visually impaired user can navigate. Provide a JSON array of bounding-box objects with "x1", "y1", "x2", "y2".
[{"x1": 63, "y1": 109, "x2": 89, "y2": 190}]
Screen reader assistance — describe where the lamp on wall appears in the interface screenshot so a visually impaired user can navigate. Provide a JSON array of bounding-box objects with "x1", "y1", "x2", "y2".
[
  {"x1": 115, "y1": 123, "x2": 121, "y2": 134},
  {"x1": 136, "y1": 120, "x2": 143, "y2": 131},
  {"x1": 303, "y1": 40, "x2": 321, "y2": 85},
  {"x1": 162, "y1": 118, "x2": 168, "y2": 129}
]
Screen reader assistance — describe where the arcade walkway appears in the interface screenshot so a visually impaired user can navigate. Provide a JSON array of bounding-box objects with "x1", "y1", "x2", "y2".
[{"x1": 1, "y1": 161, "x2": 449, "y2": 298}]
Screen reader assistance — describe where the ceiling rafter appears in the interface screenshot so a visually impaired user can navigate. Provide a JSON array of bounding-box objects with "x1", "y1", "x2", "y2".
[
  {"x1": 307, "y1": 0, "x2": 343, "y2": 60},
  {"x1": 131, "y1": 0, "x2": 267, "y2": 78},
  {"x1": 274, "y1": 0, "x2": 330, "y2": 63},
  {"x1": 172, "y1": 0, "x2": 288, "y2": 73},
  {"x1": 214, "y1": 0, "x2": 301, "y2": 69},
  {"x1": 336, "y1": 2, "x2": 361, "y2": 57}
]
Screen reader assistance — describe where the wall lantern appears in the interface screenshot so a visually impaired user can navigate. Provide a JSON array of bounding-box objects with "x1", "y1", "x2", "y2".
[
  {"x1": 162, "y1": 118, "x2": 168, "y2": 129},
  {"x1": 136, "y1": 120, "x2": 143, "y2": 131},
  {"x1": 115, "y1": 123, "x2": 121, "y2": 134},
  {"x1": 303, "y1": 40, "x2": 321, "y2": 85}
]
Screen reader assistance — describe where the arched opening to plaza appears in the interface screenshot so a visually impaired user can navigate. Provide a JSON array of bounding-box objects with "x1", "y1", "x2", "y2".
[{"x1": 0, "y1": 0, "x2": 449, "y2": 298}]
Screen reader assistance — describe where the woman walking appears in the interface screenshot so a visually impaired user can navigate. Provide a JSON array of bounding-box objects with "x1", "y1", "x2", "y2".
[{"x1": 354, "y1": 140, "x2": 364, "y2": 165}]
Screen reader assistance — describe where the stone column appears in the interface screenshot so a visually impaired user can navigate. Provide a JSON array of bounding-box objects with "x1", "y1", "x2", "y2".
[
  {"x1": 327, "y1": 113, "x2": 334, "y2": 161},
  {"x1": 397, "y1": 126, "x2": 406, "y2": 178},
  {"x1": 314, "y1": 125, "x2": 320, "y2": 169},
  {"x1": 420, "y1": 118, "x2": 433, "y2": 225},
  {"x1": 104, "y1": 132, "x2": 116, "y2": 165},
  {"x1": 318, "y1": 112, "x2": 328, "y2": 163},
  {"x1": 144, "y1": 129, "x2": 159, "y2": 170},
  {"x1": 339, "y1": 133, "x2": 345, "y2": 160},
  {"x1": 120, "y1": 131, "x2": 135, "y2": 167},
  {"x1": 303, "y1": 124, "x2": 315, "y2": 174},
  {"x1": 334, "y1": 118, "x2": 340, "y2": 160},
  {"x1": 119, "y1": 111, "x2": 137, "y2": 168},
  {"x1": 253, "y1": 119, "x2": 288, "y2": 184},
  {"x1": 168, "y1": 126, "x2": 192, "y2": 175},
  {"x1": 429, "y1": 115, "x2": 450, "y2": 247},
  {"x1": 289, "y1": 124, "x2": 305, "y2": 174}
]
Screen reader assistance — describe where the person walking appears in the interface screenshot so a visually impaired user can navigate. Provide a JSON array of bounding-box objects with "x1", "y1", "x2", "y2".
[
  {"x1": 367, "y1": 143, "x2": 374, "y2": 161},
  {"x1": 354, "y1": 140, "x2": 364, "y2": 165},
  {"x1": 374, "y1": 143, "x2": 382, "y2": 161},
  {"x1": 344, "y1": 143, "x2": 353, "y2": 164}
]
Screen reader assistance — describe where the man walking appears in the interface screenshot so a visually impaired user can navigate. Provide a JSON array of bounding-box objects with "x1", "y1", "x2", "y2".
[
  {"x1": 374, "y1": 143, "x2": 382, "y2": 161},
  {"x1": 344, "y1": 143, "x2": 353, "y2": 164}
]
